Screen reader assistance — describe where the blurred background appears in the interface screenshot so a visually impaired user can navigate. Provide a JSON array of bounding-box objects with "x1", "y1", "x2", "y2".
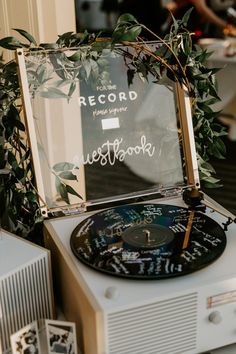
[
  {"x1": 75, "y1": 0, "x2": 170, "y2": 33},
  {"x1": 75, "y1": 0, "x2": 236, "y2": 215}
]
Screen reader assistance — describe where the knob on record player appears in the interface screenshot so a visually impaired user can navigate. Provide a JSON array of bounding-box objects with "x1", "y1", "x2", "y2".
[
  {"x1": 104, "y1": 286, "x2": 119, "y2": 300},
  {"x1": 208, "y1": 311, "x2": 222, "y2": 324}
]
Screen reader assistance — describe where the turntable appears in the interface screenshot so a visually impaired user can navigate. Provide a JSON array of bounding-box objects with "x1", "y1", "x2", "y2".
[{"x1": 16, "y1": 43, "x2": 236, "y2": 354}]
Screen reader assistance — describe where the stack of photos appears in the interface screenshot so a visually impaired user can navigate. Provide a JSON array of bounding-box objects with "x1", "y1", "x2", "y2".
[
  {"x1": 45, "y1": 320, "x2": 77, "y2": 354},
  {"x1": 10, "y1": 321, "x2": 40, "y2": 354},
  {"x1": 10, "y1": 320, "x2": 77, "y2": 354}
]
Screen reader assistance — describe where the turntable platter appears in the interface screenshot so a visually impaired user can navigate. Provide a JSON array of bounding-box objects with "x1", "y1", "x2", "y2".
[{"x1": 70, "y1": 204, "x2": 226, "y2": 279}]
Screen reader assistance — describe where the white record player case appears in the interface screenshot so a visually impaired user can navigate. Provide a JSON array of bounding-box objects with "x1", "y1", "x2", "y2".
[
  {"x1": 43, "y1": 197, "x2": 236, "y2": 354},
  {"x1": 16, "y1": 43, "x2": 236, "y2": 354}
]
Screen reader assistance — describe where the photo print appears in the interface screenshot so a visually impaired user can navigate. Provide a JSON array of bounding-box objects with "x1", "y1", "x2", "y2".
[
  {"x1": 45, "y1": 319, "x2": 78, "y2": 354},
  {"x1": 10, "y1": 321, "x2": 41, "y2": 354}
]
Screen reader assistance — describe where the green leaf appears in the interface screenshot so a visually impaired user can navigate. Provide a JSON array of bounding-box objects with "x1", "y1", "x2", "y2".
[
  {"x1": 8, "y1": 209, "x2": 18, "y2": 227},
  {"x1": 0, "y1": 36, "x2": 23, "y2": 49},
  {"x1": 117, "y1": 13, "x2": 138, "y2": 24},
  {"x1": 97, "y1": 58, "x2": 109, "y2": 67},
  {"x1": 54, "y1": 79, "x2": 72, "y2": 88},
  {"x1": 14, "y1": 118, "x2": 25, "y2": 131},
  {"x1": 201, "y1": 175, "x2": 221, "y2": 184},
  {"x1": 198, "y1": 101, "x2": 213, "y2": 113},
  {"x1": 214, "y1": 137, "x2": 226, "y2": 155},
  {"x1": 40, "y1": 43, "x2": 58, "y2": 49},
  {"x1": 15, "y1": 167, "x2": 25, "y2": 180},
  {"x1": 170, "y1": 12, "x2": 179, "y2": 33},
  {"x1": 203, "y1": 181, "x2": 223, "y2": 188},
  {"x1": 126, "y1": 25, "x2": 142, "y2": 41},
  {"x1": 201, "y1": 97, "x2": 219, "y2": 106},
  {"x1": 7, "y1": 151, "x2": 18, "y2": 169},
  {"x1": 59, "y1": 171, "x2": 77, "y2": 180},
  {"x1": 67, "y1": 50, "x2": 81, "y2": 62},
  {"x1": 154, "y1": 45, "x2": 172, "y2": 59},
  {"x1": 127, "y1": 68, "x2": 135, "y2": 86},
  {"x1": 37, "y1": 65, "x2": 50, "y2": 85},
  {"x1": 90, "y1": 59, "x2": 99, "y2": 78},
  {"x1": 181, "y1": 7, "x2": 193, "y2": 26},
  {"x1": 82, "y1": 59, "x2": 92, "y2": 78},
  {"x1": 100, "y1": 70, "x2": 110, "y2": 85},
  {"x1": 57, "y1": 31, "x2": 75, "y2": 44},
  {"x1": 53, "y1": 162, "x2": 75, "y2": 172},
  {"x1": 25, "y1": 191, "x2": 38, "y2": 203},
  {"x1": 48, "y1": 53, "x2": 66, "y2": 80},
  {"x1": 200, "y1": 161, "x2": 216, "y2": 173},
  {"x1": 13, "y1": 28, "x2": 37, "y2": 45},
  {"x1": 66, "y1": 185, "x2": 82, "y2": 199},
  {"x1": 112, "y1": 25, "x2": 141, "y2": 43},
  {"x1": 209, "y1": 143, "x2": 225, "y2": 159},
  {"x1": 196, "y1": 49, "x2": 214, "y2": 62},
  {"x1": 0, "y1": 146, "x2": 6, "y2": 169},
  {"x1": 55, "y1": 178, "x2": 70, "y2": 204},
  {"x1": 68, "y1": 82, "x2": 77, "y2": 98},
  {"x1": 40, "y1": 87, "x2": 69, "y2": 99},
  {"x1": 74, "y1": 30, "x2": 89, "y2": 44}
]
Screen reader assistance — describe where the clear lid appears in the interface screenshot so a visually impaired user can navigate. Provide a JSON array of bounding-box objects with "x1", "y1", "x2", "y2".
[{"x1": 16, "y1": 43, "x2": 199, "y2": 216}]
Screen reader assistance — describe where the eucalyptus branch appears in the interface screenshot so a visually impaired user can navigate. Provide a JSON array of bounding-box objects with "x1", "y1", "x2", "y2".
[
  {"x1": 122, "y1": 40, "x2": 177, "y2": 76},
  {"x1": 123, "y1": 39, "x2": 192, "y2": 94},
  {"x1": 142, "y1": 24, "x2": 187, "y2": 76}
]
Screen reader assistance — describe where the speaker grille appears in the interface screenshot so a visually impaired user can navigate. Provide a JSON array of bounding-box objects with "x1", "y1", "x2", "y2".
[
  {"x1": 107, "y1": 292, "x2": 198, "y2": 354},
  {"x1": 0, "y1": 254, "x2": 54, "y2": 353}
]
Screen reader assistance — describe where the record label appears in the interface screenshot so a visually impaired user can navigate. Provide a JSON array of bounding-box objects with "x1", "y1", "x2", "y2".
[{"x1": 70, "y1": 204, "x2": 226, "y2": 279}]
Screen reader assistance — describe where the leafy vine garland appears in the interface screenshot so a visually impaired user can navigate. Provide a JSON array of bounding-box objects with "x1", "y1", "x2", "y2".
[{"x1": 0, "y1": 10, "x2": 226, "y2": 238}]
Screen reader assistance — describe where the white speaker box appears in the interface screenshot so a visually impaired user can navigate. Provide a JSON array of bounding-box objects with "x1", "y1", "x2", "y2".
[{"x1": 0, "y1": 229, "x2": 55, "y2": 353}]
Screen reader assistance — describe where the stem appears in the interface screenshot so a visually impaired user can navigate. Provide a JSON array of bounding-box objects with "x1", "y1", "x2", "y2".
[
  {"x1": 139, "y1": 25, "x2": 192, "y2": 93},
  {"x1": 142, "y1": 25, "x2": 185, "y2": 72},
  {"x1": 121, "y1": 40, "x2": 177, "y2": 78}
]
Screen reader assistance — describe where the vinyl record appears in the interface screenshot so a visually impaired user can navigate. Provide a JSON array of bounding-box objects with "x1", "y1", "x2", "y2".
[{"x1": 70, "y1": 204, "x2": 227, "y2": 279}]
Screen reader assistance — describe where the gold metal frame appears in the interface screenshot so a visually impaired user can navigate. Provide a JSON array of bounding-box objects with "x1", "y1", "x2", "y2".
[{"x1": 16, "y1": 49, "x2": 48, "y2": 217}]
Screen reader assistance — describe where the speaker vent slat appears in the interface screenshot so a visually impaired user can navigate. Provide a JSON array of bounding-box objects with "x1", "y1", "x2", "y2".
[
  {"x1": 0, "y1": 254, "x2": 54, "y2": 353},
  {"x1": 107, "y1": 292, "x2": 198, "y2": 354}
]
